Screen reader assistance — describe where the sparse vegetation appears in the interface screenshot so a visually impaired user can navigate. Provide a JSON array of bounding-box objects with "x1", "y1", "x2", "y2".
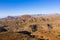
[{"x1": 0, "y1": 14, "x2": 60, "y2": 40}]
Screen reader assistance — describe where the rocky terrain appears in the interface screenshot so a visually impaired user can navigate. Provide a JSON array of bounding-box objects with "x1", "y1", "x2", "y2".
[{"x1": 0, "y1": 14, "x2": 60, "y2": 40}]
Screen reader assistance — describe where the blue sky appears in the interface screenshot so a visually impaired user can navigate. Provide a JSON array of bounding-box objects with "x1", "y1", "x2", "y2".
[{"x1": 0, "y1": 0, "x2": 60, "y2": 18}]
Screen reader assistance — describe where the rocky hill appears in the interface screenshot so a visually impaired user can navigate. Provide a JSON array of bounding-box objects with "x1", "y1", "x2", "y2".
[{"x1": 0, "y1": 14, "x2": 60, "y2": 40}]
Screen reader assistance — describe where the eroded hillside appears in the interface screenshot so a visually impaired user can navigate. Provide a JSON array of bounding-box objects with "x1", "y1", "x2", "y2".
[{"x1": 0, "y1": 14, "x2": 60, "y2": 40}]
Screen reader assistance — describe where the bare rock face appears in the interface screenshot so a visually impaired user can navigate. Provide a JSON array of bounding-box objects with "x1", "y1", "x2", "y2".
[{"x1": 17, "y1": 15, "x2": 36, "y2": 23}]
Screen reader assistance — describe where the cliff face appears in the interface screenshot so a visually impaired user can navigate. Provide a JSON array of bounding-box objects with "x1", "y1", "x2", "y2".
[{"x1": 0, "y1": 14, "x2": 60, "y2": 40}]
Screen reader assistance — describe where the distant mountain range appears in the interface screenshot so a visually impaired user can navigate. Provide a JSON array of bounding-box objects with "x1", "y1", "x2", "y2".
[{"x1": 0, "y1": 14, "x2": 59, "y2": 21}]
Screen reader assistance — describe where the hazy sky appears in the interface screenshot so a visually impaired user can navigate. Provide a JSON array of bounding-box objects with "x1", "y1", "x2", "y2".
[{"x1": 0, "y1": 0, "x2": 60, "y2": 18}]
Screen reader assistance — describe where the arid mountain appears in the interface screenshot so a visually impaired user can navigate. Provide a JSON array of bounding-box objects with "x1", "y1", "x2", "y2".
[{"x1": 0, "y1": 14, "x2": 60, "y2": 40}]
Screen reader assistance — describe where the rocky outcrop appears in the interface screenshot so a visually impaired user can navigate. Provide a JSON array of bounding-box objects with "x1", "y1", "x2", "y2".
[{"x1": 0, "y1": 27, "x2": 7, "y2": 32}]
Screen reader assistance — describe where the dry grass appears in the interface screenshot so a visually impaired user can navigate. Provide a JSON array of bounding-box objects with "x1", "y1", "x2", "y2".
[{"x1": 0, "y1": 14, "x2": 60, "y2": 40}]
